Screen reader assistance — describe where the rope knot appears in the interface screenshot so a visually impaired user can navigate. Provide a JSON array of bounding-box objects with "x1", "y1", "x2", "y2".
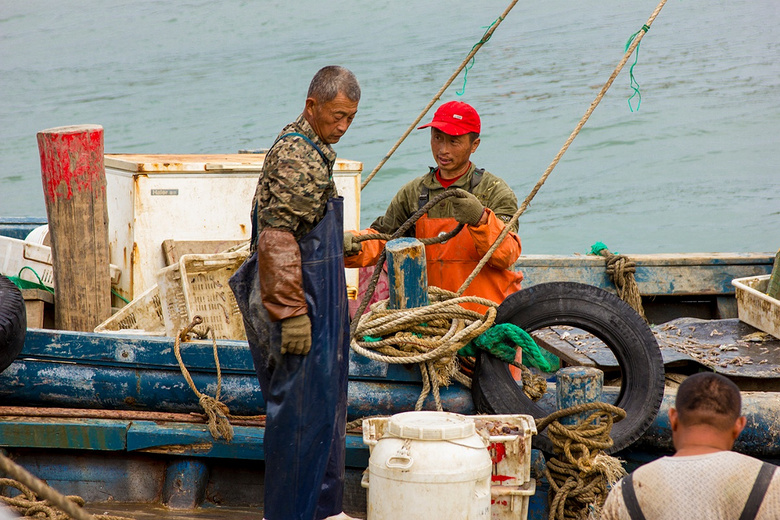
[
  {"x1": 590, "y1": 243, "x2": 647, "y2": 321},
  {"x1": 198, "y1": 394, "x2": 234, "y2": 442}
]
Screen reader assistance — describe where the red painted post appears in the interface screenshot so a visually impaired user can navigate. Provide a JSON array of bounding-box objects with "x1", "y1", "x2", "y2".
[{"x1": 37, "y1": 124, "x2": 112, "y2": 331}]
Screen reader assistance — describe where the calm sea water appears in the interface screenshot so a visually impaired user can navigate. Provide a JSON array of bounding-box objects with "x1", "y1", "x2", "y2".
[{"x1": 1, "y1": 0, "x2": 778, "y2": 254}]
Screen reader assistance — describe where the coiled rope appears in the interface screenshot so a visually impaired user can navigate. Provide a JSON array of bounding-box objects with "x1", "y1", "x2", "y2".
[
  {"x1": 0, "y1": 452, "x2": 133, "y2": 520},
  {"x1": 537, "y1": 403, "x2": 627, "y2": 520},
  {"x1": 351, "y1": 190, "x2": 500, "y2": 410}
]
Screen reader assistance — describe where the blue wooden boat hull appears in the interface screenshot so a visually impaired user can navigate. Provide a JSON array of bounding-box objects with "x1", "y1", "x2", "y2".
[
  {"x1": 2, "y1": 328, "x2": 779, "y2": 459},
  {"x1": 1, "y1": 218, "x2": 778, "y2": 518}
]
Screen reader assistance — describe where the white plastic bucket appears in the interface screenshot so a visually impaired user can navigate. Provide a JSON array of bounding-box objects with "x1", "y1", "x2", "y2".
[{"x1": 364, "y1": 411, "x2": 492, "y2": 520}]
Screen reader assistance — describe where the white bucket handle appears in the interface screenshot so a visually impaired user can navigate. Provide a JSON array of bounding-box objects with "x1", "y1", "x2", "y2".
[{"x1": 385, "y1": 454, "x2": 414, "y2": 470}]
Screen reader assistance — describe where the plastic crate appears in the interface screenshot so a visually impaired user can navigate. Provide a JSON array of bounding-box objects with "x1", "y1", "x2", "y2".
[
  {"x1": 0, "y1": 235, "x2": 121, "y2": 289},
  {"x1": 158, "y1": 251, "x2": 249, "y2": 340},
  {"x1": 475, "y1": 414, "x2": 536, "y2": 520},
  {"x1": 94, "y1": 284, "x2": 165, "y2": 335},
  {"x1": 732, "y1": 275, "x2": 780, "y2": 339}
]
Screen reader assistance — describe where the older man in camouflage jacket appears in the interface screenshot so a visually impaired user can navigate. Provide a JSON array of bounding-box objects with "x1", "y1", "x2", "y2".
[{"x1": 231, "y1": 65, "x2": 360, "y2": 520}]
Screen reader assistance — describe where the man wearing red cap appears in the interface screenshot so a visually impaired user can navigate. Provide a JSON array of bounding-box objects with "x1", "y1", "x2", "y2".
[{"x1": 343, "y1": 100, "x2": 522, "y2": 312}]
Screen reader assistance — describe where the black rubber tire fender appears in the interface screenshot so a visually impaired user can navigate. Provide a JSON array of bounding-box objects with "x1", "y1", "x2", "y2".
[
  {"x1": 0, "y1": 274, "x2": 26, "y2": 374},
  {"x1": 472, "y1": 281, "x2": 664, "y2": 455}
]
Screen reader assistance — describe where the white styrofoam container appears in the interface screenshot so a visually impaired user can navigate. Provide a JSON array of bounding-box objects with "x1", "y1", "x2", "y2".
[
  {"x1": 0, "y1": 235, "x2": 120, "y2": 289},
  {"x1": 105, "y1": 154, "x2": 362, "y2": 303},
  {"x1": 732, "y1": 275, "x2": 780, "y2": 339}
]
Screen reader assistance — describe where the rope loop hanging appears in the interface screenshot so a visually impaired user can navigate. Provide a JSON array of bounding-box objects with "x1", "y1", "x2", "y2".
[{"x1": 174, "y1": 316, "x2": 234, "y2": 442}]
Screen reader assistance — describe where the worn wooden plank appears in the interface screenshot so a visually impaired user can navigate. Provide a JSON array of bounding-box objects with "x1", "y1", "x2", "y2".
[
  {"x1": 128, "y1": 421, "x2": 265, "y2": 460},
  {"x1": 515, "y1": 253, "x2": 774, "y2": 296},
  {"x1": 0, "y1": 217, "x2": 48, "y2": 240},
  {"x1": 0, "y1": 417, "x2": 128, "y2": 450},
  {"x1": 22, "y1": 329, "x2": 256, "y2": 372},
  {"x1": 6, "y1": 451, "x2": 168, "y2": 504},
  {"x1": 531, "y1": 329, "x2": 596, "y2": 367},
  {"x1": 161, "y1": 239, "x2": 247, "y2": 266}
]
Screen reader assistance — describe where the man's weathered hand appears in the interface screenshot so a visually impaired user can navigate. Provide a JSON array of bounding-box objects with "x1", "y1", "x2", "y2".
[
  {"x1": 280, "y1": 314, "x2": 312, "y2": 355},
  {"x1": 451, "y1": 192, "x2": 485, "y2": 225},
  {"x1": 343, "y1": 231, "x2": 362, "y2": 256}
]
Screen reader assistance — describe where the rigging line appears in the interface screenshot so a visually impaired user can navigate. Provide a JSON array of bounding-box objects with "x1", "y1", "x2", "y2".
[
  {"x1": 455, "y1": 0, "x2": 669, "y2": 297},
  {"x1": 360, "y1": 0, "x2": 519, "y2": 191}
]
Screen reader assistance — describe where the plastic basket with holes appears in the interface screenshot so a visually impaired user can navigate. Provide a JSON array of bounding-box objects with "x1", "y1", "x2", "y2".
[
  {"x1": 94, "y1": 284, "x2": 165, "y2": 335},
  {"x1": 157, "y1": 251, "x2": 249, "y2": 340},
  {"x1": 0, "y1": 235, "x2": 121, "y2": 289}
]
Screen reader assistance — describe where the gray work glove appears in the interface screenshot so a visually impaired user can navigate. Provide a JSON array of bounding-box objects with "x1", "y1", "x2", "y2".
[
  {"x1": 451, "y1": 191, "x2": 485, "y2": 225},
  {"x1": 280, "y1": 314, "x2": 312, "y2": 355},
  {"x1": 343, "y1": 231, "x2": 362, "y2": 257}
]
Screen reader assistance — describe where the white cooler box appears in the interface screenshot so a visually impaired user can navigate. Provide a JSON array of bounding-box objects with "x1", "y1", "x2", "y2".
[{"x1": 105, "y1": 153, "x2": 362, "y2": 304}]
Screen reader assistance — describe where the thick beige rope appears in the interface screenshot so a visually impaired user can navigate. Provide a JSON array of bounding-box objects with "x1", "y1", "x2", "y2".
[
  {"x1": 351, "y1": 287, "x2": 497, "y2": 410},
  {"x1": 174, "y1": 317, "x2": 234, "y2": 442},
  {"x1": 597, "y1": 247, "x2": 647, "y2": 320},
  {"x1": 360, "y1": 0, "x2": 519, "y2": 190},
  {"x1": 537, "y1": 403, "x2": 628, "y2": 520}
]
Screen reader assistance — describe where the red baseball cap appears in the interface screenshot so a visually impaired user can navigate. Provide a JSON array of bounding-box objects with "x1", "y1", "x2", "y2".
[{"x1": 417, "y1": 101, "x2": 481, "y2": 136}]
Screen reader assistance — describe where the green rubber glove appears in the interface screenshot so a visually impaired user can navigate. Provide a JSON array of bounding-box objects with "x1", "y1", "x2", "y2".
[
  {"x1": 281, "y1": 314, "x2": 312, "y2": 355},
  {"x1": 451, "y1": 192, "x2": 485, "y2": 225},
  {"x1": 343, "y1": 231, "x2": 362, "y2": 257}
]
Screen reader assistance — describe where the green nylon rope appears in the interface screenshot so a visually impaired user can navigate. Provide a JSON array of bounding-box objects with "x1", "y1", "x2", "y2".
[
  {"x1": 625, "y1": 24, "x2": 650, "y2": 112},
  {"x1": 457, "y1": 16, "x2": 503, "y2": 96},
  {"x1": 459, "y1": 322, "x2": 552, "y2": 372},
  {"x1": 14, "y1": 266, "x2": 54, "y2": 294},
  {"x1": 10, "y1": 266, "x2": 130, "y2": 304}
]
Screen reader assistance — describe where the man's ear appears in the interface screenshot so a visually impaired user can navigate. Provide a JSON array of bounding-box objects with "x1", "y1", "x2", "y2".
[
  {"x1": 732, "y1": 415, "x2": 747, "y2": 441},
  {"x1": 304, "y1": 97, "x2": 316, "y2": 115},
  {"x1": 669, "y1": 407, "x2": 679, "y2": 432},
  {"x1": 471, "y1": 137, "x2": 481, "y2": 153}
]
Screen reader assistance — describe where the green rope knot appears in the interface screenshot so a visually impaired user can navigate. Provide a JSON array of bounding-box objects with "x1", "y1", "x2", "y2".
[
  {"x1": 459, "y1": 322, "x2": 552, "y2": 372},
  {"x1": 625, "y1": 25, "x2": 650, "y2": 112}
]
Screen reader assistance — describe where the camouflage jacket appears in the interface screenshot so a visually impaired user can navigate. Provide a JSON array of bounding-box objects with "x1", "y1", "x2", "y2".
[
  {"x1": 369, "y1": 163, "x2": 519, "y2": 234},
  {"x1": 251, "y1": 114, "x2": 338, "y2": 244}
]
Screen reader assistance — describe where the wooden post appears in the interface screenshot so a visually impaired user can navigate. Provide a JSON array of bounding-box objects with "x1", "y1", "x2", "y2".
[
  {"x1": 386, "y1": 237, "x2": 429, "y2": 309},
  {"x1": 556, "y1": 366, "x2": 604, "y2": 425},
  {"x1": 37, "y1": 125, "x2": 111, "y2": 331}
]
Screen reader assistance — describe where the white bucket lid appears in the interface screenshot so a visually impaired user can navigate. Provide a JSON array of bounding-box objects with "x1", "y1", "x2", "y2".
[{"x1": 387, "y1": 411, "x2": 475, "y2": 441}]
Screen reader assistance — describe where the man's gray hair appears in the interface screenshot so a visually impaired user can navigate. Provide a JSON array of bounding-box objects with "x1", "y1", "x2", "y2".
[{"x1": 307, "y1": 66, "x2": 361, "y2": 103}]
